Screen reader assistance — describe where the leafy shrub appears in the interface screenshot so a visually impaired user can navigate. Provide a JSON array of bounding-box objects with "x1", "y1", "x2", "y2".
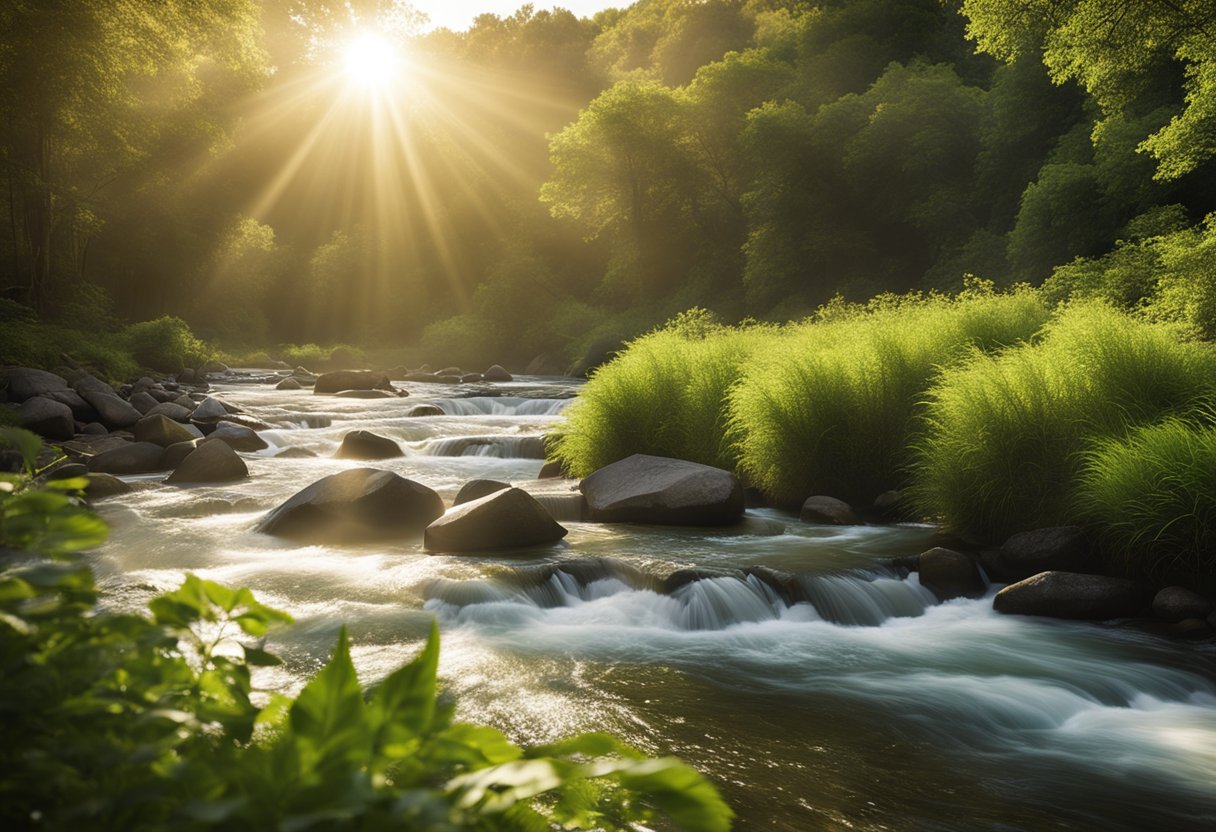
[
  {"x1": 554, "y1": 311, "x2": 777, "y2": 476},
  {"x1": 729, "y1": 287, "x2": 1049, "y2": 505},
  {"x1": 911, "y1": 303, "x2": 1216, "y2": 541},
  {"x1": 121, "y1": 315, "x2": 212, "y2": 374},
  {"x1": 1078, "y1": 419, "x2": 1216, "y2": 592},
  {"x1": 0, "y1": 321, "x2": 138, "y2": 380},
  {"x1": 0, "y1": 431, "x2": 731, "y2": 831}
]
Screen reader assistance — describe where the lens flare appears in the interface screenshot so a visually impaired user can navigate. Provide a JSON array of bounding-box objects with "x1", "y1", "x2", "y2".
[{"x1": 343, "y1": 31, "x2": 401, "y2": 90}]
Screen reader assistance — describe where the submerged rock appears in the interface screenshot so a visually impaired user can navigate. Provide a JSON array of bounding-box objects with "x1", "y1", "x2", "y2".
[
  {"x1": 579, "y1": 454, "x2": 743, "y2": 526},
  {"x1": 424, "y1": 487, "x2": 567, "y2": 553},
  {"x1": 335, "y1": 430, "x2": 403, "y2": 460},
  {"x1": 993, "y1": 571, "x2": 1143, "y2": 620},
  {"x1": 335, "y1": 388, "x2": 400, "y2": 399},
  {"x1": 406, "y1": 404, "x2": 445, "y2": 417},
  {"x1": 276, "y1": 377, "x2": 302, "y2": 390},
  {"x1": 800, "y1": 495, "x2": 861, "y2": 526},
  {"x1": 257, "y1": 468, "x2": 443, "y2": 542}
]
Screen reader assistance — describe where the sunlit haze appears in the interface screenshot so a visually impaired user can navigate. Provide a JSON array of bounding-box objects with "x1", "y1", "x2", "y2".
[
  {"x1": 414, "y1": 1, "x2": 616, "y2": 31},
  {"x1": 342, "y1": 31, "x2": 404, "y2": 89}
]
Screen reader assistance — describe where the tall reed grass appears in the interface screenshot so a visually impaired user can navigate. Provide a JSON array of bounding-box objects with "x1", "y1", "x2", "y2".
[
  {"x1": 552, "y1": 313, "x2": 778, "y2": 476},
  {"x1": 911, "y1": 303, "x2": 1216, "y2": 541},
  {"x1": 728, "y1": 289, "x2": 1049, "y2": 505},
  {"x1": 1078, "y1": 418, "x2": 1216, "y2": 592}
]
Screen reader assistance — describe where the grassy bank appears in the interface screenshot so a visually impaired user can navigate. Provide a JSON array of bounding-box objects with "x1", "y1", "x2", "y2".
[{"x1": 554, "y1": 294, "x2": 1216, "y2": 590}]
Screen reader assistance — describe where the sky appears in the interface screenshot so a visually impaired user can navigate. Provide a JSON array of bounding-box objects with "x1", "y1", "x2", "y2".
[{"x1": 413, "y1": 1, "x2": 620, "y2": 32}]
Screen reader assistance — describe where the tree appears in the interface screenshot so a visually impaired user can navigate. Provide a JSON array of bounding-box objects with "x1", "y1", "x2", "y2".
[
  {"x1": 959, "y1": 0, "x2": 1216, "y2": 179},
  {"x1": 0, "y1": 0, "x2": 265, "y2": 312}
]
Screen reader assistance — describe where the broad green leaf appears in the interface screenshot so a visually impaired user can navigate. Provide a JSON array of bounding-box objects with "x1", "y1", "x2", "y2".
[
  {"x1": 289, "y1": 626, "x2": 367, "y2": 755},
  {"x1": 449, "y1": 759, "x2": 565, "y2": 813},
  {"x1": 368, "y1": 621, "x2": 439, "y2": 739},
  {"x1": 43, "y1": 477, "x2": 90, "y2": 492},
  {"x1": 243, "y1": 645, "x2": 283, "y2": 667},
  {"x1": 614, "y1": 757, "x2": 734, "y2": 832},
  {"x1": 431, "y1": 723, "x2": 523, "y2": 767},
  {"x1": 529, "y1": 731, "x2": 645, "y2": 761}
]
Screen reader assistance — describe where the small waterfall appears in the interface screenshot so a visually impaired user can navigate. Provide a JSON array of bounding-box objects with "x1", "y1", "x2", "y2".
[
  {"x1": 420, "y1": 435, "x2": 546, "y2": 459},
  {"x1": 438, "y1": 397, "x2": 570, "y2": 416},
  {"x1": 428, "y1": 561, "x2": 938, "y2": 631},
  {"x1": 531, "y1": 493, "x2": 587, "y2": 522},
  {"x1": 273, "y1": 414, "x2": 332, "y2": 429},
  {"x1": 796, "y1": 572, "x2": 937, "y2": 626}
]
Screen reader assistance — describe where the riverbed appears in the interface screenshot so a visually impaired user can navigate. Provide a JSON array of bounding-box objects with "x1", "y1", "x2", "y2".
[{"x1": 90, "y1": 375, "x2": 1216, "y2": 830}]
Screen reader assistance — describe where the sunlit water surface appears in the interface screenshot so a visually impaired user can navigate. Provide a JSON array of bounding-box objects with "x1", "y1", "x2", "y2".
[{"x1": 91, "y1": 376, "x2": 1216, "y2": 831}]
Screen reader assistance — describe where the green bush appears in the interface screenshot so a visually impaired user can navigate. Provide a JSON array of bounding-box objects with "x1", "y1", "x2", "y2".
[
  {"x1": 0, "y1": 320, "x2": 138, "y2": 381},
  {"x1": 0, "y1": 431, "x2": 732, "y2": 831},
  {"x1": 121, "y1": 316, "x2": 212, "y2": 374},
  {"x1": 554, "y1": 309, "x2": 777, "y2": 476},
  {"x1": 911, "y1": 302, "x2": 1216, "y2": 541},
  {"x1": 729, "y1": 288, "x2": 1049, "y2": 506},
  {"x1": 1078, "y1": 419, "x2": 1216, "y2": 592}
]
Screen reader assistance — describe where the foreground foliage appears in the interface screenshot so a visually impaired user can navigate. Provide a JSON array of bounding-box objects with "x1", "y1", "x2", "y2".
[{"x1": 0, "y1": 430, "x2": 731, "y2": 831}]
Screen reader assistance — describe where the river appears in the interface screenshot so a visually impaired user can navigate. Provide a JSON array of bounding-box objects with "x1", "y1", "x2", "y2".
[{"x1": 90, "y1": 374, "x2": 1216, "y2": 830}]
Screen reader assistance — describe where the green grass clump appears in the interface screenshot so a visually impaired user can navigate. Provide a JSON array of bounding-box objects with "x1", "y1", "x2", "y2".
[
  {"x1": 553, "y1": 311, "x2": 779, "y2": 476},
  {"x1": 0, "y1": 320, "x2": 138, "y2": 380},
  {"x1": 729, "y1": 288, "x2": 1049, "y2": 506},
  {"x1": 121, "y1": 316, "x2": 213, "y2": 374},
  {"x1": 1078, "y1": 418, "x2": 1216, "y2": 592},
  {"x1": 911, "y1": 302, "x2": 1216, "y2": 541}
]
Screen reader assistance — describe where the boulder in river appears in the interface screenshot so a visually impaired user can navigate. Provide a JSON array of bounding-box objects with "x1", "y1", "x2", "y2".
[
  {"x1": 17, "y1": 397, "x2": 75, "y2": 441},
  {"x1": 81, "y1": 390, "x2": 142, "y2": 430},
  {"x1": 993, "y1": 571, "x2": 1143, "y2": 620},
  {"x1": 129, "y1": 391, "x2": 159, "y2": 415},
  {"x1": 191, "y1": 396, "x2": 229, "y2": 421},
  {"x1": 424, "y1": 487, "x2": 567, "y2": 553},
  {"x1": 4, "y1": 368, "x2": 68, "y2": 402},
  {"x1": 164, "y1": 440, "x2": 199, "y2": 469},
  {"x1": 1152, "y1": 586, "x2": 1214, "y2": 622},
  {"x1": 335, "y1": 430, "x2": 403, "y2": 460},
  {"x1": 84, "y1": 473, "x2": 133, "y2": 500},
  {"x1": 800, "y1": 495, "x2": 861, "y2": 526},
  {"x1": 579, "y1": 454, "x2": 744, "y2": 526},
  {"x1": 144, "y1": 402, "x2": 193, "y2": 422},
  {"x1": 86, "y1": 441, "x2": 167, "y2": 475},
  {"x1": 313, "y1": 370, "x2": 392, "y2": 395},
  {"x1": 134, "y1": 414, "x2": 197, "y2": 448},
  {"x1": 482, "y1": 364, "x2": 513, "y2": 382},
  {"x1": 996, "y1": 526, "x2": 1092, "y2": 581},
  {"x1": 918, "y1": 547, "x2": 986, "y2": 600},
  {"x1": 257, "y1": 468, "x2": 443, "y2": 542},
  {"x1": 407, "y1": 404, "x2": 445, "y2": 417},
  {"x1": 276, "y1": 377, "x2": 302, "y2": 390},
  {"x1": 207, "y1": 421, "x2": 268, "y2": 452},
  {"x1": 454, "y1": 479, "x2": 509, "y2": 505},
  {"x1": 167, "y1": 440, "x2": 249, "y2": 485},
  {"x1": 336, "y1": 388, "x2": 401, "y2": 399}
]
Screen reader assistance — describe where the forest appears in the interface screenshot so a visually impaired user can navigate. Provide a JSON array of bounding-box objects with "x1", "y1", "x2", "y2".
[{"x1": 3, "y1": 0, "x2": 1214, "y2": 371}]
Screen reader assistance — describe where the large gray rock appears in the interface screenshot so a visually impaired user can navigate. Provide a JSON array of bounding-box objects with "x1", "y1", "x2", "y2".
[
  {"x1": 164, "y1": 440, "x2": 199, "y2": 469},
  {"x1": 207, "y1": 421, "x2": 268, "y2": 452},
  {"x1": 335, "y1": 430, "x2": 403, "y2": 460},
  {"x1": 483, "y1": 364, "x2": 513, "y2": 382},
  {"x1": 994, "y1": 572, "x2": 1143, "y2": 620},
  {"x1": 257, "y1": 468, "x2": 443, "y2": 542},
  {"x1": 4, "y1": 368, "x2": 68, "y2": 402},
  {"x1": 129, "y1": 390, "x2": 159, "y2": 414},
  {"x1": 800, "y1": 496, "x2": 861, "y2": 525},
  {"x1": 454, "y1": 479, "x2": 509, "y2": 505},
  {"x1": 145, "y1": 402, "x2": 193, "y2": 422},
  {"x1": 134, "y1": 414, "x2": 197, "y2": 448},
  {"x1": 580, "y1": 454, "x2": 744, "y2": 526},
  {"x1": 918, "y1": 547, "x2": 986, "y2": 600},
  {"x1": 313, "y1": 371, "x2": 392, "y2": 395},
  {"x1": 73, "y1": 375, "x2": 115, "y2": 396},
  {"x1": 1152, "y1": 586, "x2": 1214, "y2": 622},
  {"x1": 192, "y1": 397, "x2": 228, "y2": 421},
  {"x1": 997, "y1": 526, "x2": 1091, "y2": 580},
  {"x1": 81, "y1": 390, "x2": 142, "y2": 430},
  {"x1": 276, "y1": 377, "x2": 302, "y2": 391},
  {"x1": 86, "y1": 441, "x2": 167, "y2": 475},
  {"x1": 40, "y1": 389, "x2": 96, "y2": 421},
  {"x1": 17, "y1": 397, "x2": 75, "y2": 441},
  {"x1": 167, "y1": 440, "x2": 249, "y2": 485},
  {"x1": 424, "y1": 488, "x2": 567, "y2": 552}
]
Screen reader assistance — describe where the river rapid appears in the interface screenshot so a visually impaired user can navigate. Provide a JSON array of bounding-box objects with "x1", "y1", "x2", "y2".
[{"x1": 90, "y1": 375, "x2": 1216, "y2": 831}]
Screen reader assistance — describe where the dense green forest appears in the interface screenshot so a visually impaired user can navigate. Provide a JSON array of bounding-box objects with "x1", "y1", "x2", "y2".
[{"x1": 3, "y1": 0, "x2": 1214, "y2": 370}]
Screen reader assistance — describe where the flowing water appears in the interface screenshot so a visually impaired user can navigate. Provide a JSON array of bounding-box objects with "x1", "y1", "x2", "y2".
[{"x1": 90, "y1": 375, "x2": 1216, "y2": 831}]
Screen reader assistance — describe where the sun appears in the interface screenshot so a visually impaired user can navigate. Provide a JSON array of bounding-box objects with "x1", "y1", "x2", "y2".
[{"x1": 342, "y1": 31, "x2": 402, "y2": 90}]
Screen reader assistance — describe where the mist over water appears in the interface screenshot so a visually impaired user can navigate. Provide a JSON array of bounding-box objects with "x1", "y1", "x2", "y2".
[{"x1": 91, "y1": 376, "x2": 1216, "y2": 831}]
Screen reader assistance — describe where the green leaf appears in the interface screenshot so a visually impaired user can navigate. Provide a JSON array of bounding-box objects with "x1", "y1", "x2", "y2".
[
  {"x1": 430, "y1": 723, "x2": 523, "y2": 768},
  {"x1": 43, "y1": 477, "x2": 90, "y2": 492},
  {"x1": 368, "y1": 621, "x2": 439, "y2": 739},
  {"x1": 289, "y1": 626, "x2": 367, "y2": 755},
  {"x1": 529, "y1": 731, "x2": 645, "y2": 761},
  {"x1": 242, "y1": 645, "x2": 283, "y2": 667},
  {"x1": 614, "y1": 757, "x2": 734, "y2": 832},
  {"x1": 150, "y1": 574, "x2": 211, "y2": 628},
  {"x1": 448, "y1": 759, "x2": 565, "y2": 813},
  {"x1": 0, "y1": 427, "x2": 41, "y2": 474}
]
